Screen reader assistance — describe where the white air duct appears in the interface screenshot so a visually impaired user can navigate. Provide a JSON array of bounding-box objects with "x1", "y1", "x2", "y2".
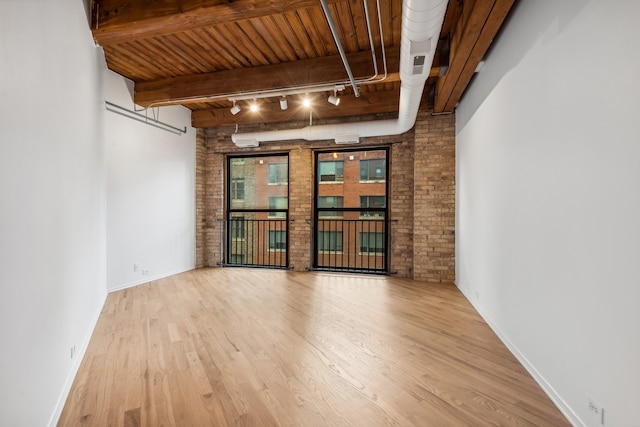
[{"x1": 231, "y1": 0, "x2": 448, "y2": 147}]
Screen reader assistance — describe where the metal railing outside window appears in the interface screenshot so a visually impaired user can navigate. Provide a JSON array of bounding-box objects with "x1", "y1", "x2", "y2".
[
  {"x1": 315, "y1": 218, "x2": 387, "y2": 273},
  {"x1": 223, "y1": 217, "x2": 288, "y2": 269}
]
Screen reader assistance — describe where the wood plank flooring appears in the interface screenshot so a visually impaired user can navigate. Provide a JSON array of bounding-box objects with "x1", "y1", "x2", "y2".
[{"x1": 58, "y1": 268, "x2": 569, "y2": 426}]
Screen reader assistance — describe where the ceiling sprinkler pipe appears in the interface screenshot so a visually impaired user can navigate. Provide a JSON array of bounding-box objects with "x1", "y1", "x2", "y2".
[{"x1": 231, "y1": 0, "x2": 448, "y2": 147}]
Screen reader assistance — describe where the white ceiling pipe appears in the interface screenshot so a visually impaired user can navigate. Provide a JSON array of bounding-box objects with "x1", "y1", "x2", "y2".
[{"x1": 231, "y1": 0, "x2": 448, "y2": 147}]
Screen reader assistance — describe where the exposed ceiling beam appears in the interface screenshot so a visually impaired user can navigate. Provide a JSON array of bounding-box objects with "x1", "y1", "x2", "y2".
[
  {"x1": 433, "y1": 0, "x2": 515, "y2": 113},
  {"x1": 92, "y1": 0, "x2": 343, "y2": 46},
  {"x1": 191, "y1": 88, "x2": 402, "y2": 128},
  {"x1": 134, "y1": 49, "x2": 402, "y2": 108}
]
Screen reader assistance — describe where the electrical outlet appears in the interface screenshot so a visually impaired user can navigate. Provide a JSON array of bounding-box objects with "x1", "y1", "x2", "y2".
[
  {"x1": 133, "y1": 263, "x2": 139, "y2": 272},
  {"x1": 142, "y1": 269, "x2": 150, "y2": 275},
  {"x1": 588, "y1": 397, "x2": 604, "y2": 425},
  {"x1": 70, "y1": 345, "x2": 76, "y2": 359}
]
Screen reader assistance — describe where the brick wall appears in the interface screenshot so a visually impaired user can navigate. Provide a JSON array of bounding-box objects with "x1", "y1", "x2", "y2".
[
  {"x1": 389, "y1": 133, "x2": 415, "y2": 277},
  {"x1": 195, "y1": 111, "x2": 455, "y2": 281},
  {"x1": 195, "y1": 129, "x2": 206, "y2": 267},
  {"x1": 287, "y1": 148, "x2": 313, "y2": 270},
  {"x1": 203, "y1": 127, "x2": 229, "y2": 267},
  {"x1": 413, "y1": 111, "x2": 456, "y2": 281}
]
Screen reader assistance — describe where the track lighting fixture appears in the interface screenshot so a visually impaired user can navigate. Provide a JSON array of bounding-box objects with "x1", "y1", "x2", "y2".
[
  {"x1": 328, "y1": 89, "x2": 340, "y2": 106},
  {"x1": 302, "y1": 97, "x2": 311, "y2": 108},
  {"x1": 230, "y1": 101, "x2": 241, "y2": 115},
  {"x1": 250, "y1": 99, "x2": 258, "y2": 112},
  {"x1": 280, "y1": 96, "x2": 288, "y2": 110}
]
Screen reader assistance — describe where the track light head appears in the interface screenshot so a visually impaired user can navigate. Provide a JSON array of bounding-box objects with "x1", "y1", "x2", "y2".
[
  {"x1": 280, "y1": 96, "x2": 288, "y2": 110},
  {"x1": 230, "y1": 102, "x2": 241, "y2": 115},
  {"x1": 328, "y1": 95, "x2": 340, "y2": 106},
  {"x1": 250, "y1": 99, "x2": 259, "y2": 112},
  {"x1": 302, "y1": 97, "x2": 311, "y2": 108}
]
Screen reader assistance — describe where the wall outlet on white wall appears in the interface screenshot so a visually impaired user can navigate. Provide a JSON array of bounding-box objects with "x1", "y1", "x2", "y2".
[
  {"x1": 70, "y1": 345, "x2": 76, "y2": 359},
  {"x1": 142, "y1": 268, "x2": 150, "y2": 275},
  {"x1": 588, "y1": 396, "x2": 604, "y2": 425},
  {"x1": 133, "y1": 263, "x2": 139, "y2": 272}
]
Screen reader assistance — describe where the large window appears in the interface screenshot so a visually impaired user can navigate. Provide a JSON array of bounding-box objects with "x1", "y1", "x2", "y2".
[
  {"x1": 227, "y1": 154, "x2": 289, "y2": 268},
  {"x1": 318, "y1": 161, "x2": 344, "y2": 182},
  {"x1": 268, "y1": 163, "x2": 288, "y2": 184},
  {"x1": 360, "y1": 159, "x2": 386, "y2": 182},
  {"x1": 359, "y1": 232, "x2": 385, "y2": 254},
  {"x1": 318, "y1": 196, "x2": 344, "y2": 217},
  {"x1": 314, "y1": 149, "x2": 389, "y2": 273},
  {"x1": 318, "y1": 231, "x2": 343, "y2": 252},
  {"x1": 268, "y1": 197, "x2": 288, "y2": 218},
  {"x1": 269, "y1": 230, "x2": 286, "y2": 251}
]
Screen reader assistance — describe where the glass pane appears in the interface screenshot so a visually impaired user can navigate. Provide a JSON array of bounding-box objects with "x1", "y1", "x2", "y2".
[
  {"x1": 229, "y1": 155, "x2": 288, "y2": 210},
  {"x1": 318, "y1": 161, "x2": 344, "y2": 182},
  {"x1": 318, "y1": 231, "x2": 343, "y2": 252},
  {"x1": 318, "y1": 196, "x2": 343, "y2": 217},
  {"x1": 360, "y1": 158, "x2": 386, "y2": 181},
  {"x1": 268, "y1": 197, "x2": 288, "y2": 217},
  {"x1": 359, "y1": 232, "x2": 385, "y2": 254},
  {"x1": 269, "y1": 230, "x2": 287, "y2": 250}
]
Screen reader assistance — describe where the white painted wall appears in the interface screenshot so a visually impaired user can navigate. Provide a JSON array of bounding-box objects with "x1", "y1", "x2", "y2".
[
  {"x1": 105, "y1": 71, "x2": 195, "y2": 291},
  {"x1": 0, "y1": 1, "x2": 196, "y2": 425},
  {"x1": 456, "y1": 1, "x2": 640, "y2": 426},
  {"x1": 0, "y1": 1, "x2": 107, "y2": 426}
]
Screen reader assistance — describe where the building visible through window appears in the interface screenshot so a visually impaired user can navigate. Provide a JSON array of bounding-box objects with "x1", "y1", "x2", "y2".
[
  {"x1": 268, "y1": 196, "x2": 288, "y2": 217},
  {"x1": 230, "y1": 216, "x2": 245, "y2": 238},
  {"x1": 360, "y1": 196, "x2": 386, "y2": 218},
  {"x1": 360, "y1": 159, "x2": 386, "y2": 181},
  {"x1": 318, "y1": 231, "x2": 343, "y2": 252},
  {"x1": 231, "y1": 178, "x2": 245, "y2": 200},
  {"x1": 268, "y1": 230, "x2": 286, "y2": 250},
  {"x1": 318, "y1": 196, "x2": 344, "y2": 217},
  {"x1": 359, "y1": 232, "x2": 385, "y2": 254},
  {"x1": 318, "y1": 161, "x2": 344, "y2": 182},
  {"x1": 268, "y1": 163, "x2": 288, "y2": 184}
]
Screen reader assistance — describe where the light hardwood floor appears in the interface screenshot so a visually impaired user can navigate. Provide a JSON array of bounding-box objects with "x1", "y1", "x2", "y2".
[{"x1": 59, "y1": 268, "x2": 569, "y2": 426}]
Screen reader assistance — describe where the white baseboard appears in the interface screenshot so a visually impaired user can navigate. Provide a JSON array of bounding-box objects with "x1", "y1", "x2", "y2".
[
  {"x1": 47, "y1": 290, "x2": 107, "y2": 427},
  {"x1": 107, "y1": 266, "x2": 195, "y2": 293},
  {"x1": 453, "y1": 281, "x2": 584, "y2": 427}
]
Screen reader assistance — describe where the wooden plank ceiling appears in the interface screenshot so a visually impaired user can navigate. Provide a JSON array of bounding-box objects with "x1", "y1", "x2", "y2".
[{"x1": 91, "y1": 0, "x2": 515, "y2": 129}]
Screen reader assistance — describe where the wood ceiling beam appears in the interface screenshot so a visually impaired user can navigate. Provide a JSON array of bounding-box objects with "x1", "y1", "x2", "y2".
[
  {"x1": 134, "y1": 49, "x2": 401, "y2": 108},
  {"x1": 191, "y1": 88, "x2": 401, "y2": 128},
  {"x1": 433, "y1": 0, "x2": 515, "y2": 113},
  {"x1": 92, "y1": 0, "x2": 343, "y2": 46}
]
